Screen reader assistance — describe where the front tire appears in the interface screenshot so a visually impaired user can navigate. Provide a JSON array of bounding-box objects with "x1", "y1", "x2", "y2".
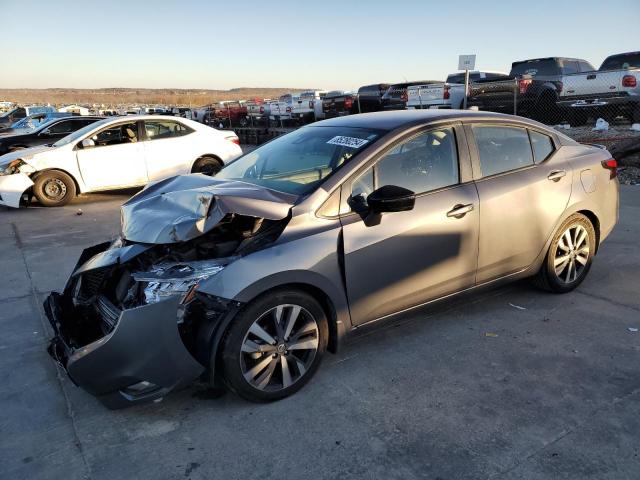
[
  {"x1": 220, "y1": 289, "x2": 328, "y2": 402},
  {"x1": 32, "y1": 170, "x2": 76, "y2": 207},
  {"x1": 532, "y1": 214, "x2": 596, "y2": 293}
]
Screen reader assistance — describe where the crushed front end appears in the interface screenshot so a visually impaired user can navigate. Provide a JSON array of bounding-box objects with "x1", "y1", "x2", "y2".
[{"x1": 44, "y1": 213, "x2": 287, "y2": 408}]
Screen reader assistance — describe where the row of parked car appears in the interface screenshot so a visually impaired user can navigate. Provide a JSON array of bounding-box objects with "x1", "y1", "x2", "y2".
[{"x1": 189, "y1": 51, "x2": 639, "y2": 128}]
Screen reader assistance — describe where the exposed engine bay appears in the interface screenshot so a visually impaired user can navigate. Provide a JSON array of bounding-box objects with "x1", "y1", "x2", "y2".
[{"x1": 60, "y1": 213, "x2": 288, "y2": 353}]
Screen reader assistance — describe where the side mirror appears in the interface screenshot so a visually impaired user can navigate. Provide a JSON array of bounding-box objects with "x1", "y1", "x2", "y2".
[
  {"x1": 367, "y1": 185, "x2": 416, "y2": 213},
  {"x1": 81, "y1": 138, "x2": 95, "y2": 148}
]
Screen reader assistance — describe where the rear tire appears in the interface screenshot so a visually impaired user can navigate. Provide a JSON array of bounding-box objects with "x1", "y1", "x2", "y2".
[
  {"x1": 191, "y1": 156, "x2": 222, "y2": 176},
  {"x1": 532, "y1": 213, "x2": 596, "y2": 293},
  {"x1": 32, "y1": 170, "x2": 76, "y2": 207},
  {"x1": 220, "y1": 289, "x2": 328, "y2": 402}
]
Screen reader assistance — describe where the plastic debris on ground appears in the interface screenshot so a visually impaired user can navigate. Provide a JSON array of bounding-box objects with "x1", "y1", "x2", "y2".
[
  {"x1": 509, "y1": 303, "x2": 526, "y2": 310},
  {"x1": 485, "y1": 332, "x2": 499, "y2": 338},
  {"x1": 593, "y1": 118, "x2": 609, "y2": 131},
  {"x1": 628, "y1": 327, "x2": 639, "y2": 333},
  {"x1": 76, "y1": 209, "x2": 83, "y2": 216}
]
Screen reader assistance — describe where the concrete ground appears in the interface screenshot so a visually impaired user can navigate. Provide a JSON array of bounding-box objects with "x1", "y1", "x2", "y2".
[{"x1": 1, "y1": 186, "x2": 639, "y2": 480}]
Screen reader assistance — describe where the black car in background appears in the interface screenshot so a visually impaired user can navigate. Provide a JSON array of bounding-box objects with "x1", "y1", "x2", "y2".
[
  {"x1": 467, "y1": 57, "x2": 594, "y2": 122},
  {"x1": 381, "y1": 81, "x2": 440, "y2": 110},
  {"x1": 0, "y1": 116, "x2": 103, "y2": 154},
  {"x1": 356, "y1": 83, "x2": 390, "y2": 113}
]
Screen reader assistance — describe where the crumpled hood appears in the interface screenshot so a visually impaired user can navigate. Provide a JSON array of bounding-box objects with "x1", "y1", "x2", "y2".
[
  {"x1": 0, "y1": 144, "x2": 53, "y2": 168},
  {"x1": 121, "y1": 175, "x2": 297, "y2": 244}
]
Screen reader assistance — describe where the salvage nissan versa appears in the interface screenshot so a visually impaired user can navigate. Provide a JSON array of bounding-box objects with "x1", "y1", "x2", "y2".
[{"x1": 45, "y1": 110, "x2": 618, "y2": 408}]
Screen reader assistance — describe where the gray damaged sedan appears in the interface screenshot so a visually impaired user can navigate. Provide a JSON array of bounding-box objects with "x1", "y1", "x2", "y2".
[{"x1": 45, "y1": 110, "x2": 619, "y2": 408}]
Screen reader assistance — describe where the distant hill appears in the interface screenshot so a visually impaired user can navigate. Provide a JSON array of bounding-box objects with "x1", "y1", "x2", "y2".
[{"x1": 0, "y1": 87, "x2": 316, "y2": 107}]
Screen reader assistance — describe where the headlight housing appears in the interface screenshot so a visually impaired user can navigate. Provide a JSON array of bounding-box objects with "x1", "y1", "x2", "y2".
[
  {"x1": 1, "y1": 159, "x2": 26, "y2": 176},
  {"x1": 132, "y1": 260, "x2": 229, "y2": 304}
]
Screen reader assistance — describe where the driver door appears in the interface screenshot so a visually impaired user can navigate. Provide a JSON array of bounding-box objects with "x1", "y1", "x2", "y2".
[
  {"x1": 76, "y1": 121, "x2": 148, "y2": 191},
  {"x1": 339, "y1": 126, "x2": 479, "y2": 326}
]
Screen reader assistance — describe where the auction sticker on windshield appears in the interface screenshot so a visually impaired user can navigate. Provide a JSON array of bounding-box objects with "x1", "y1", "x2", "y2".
[{"x1": 327, "y1": 136, "x2": 369, "y2": 148}]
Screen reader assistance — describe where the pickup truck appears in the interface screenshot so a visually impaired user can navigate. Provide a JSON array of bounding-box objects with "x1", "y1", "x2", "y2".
[
  {"x1": 556, "y1": 51, "x2": 640, "y2": 124},
  {"x1": 467, "y1": 57, "x2": 595, "y2": 123},
  {"x1": 381, "y1": 81, "x2": 439, "y2": 110},
  {"x1": 213, "y1": 101, "x2": 248, "y2": 127},
  {"x1": 246, "y1": 99, "x2": 270, "y2": 125},
  {"x1": 269, "y1": 94, "x2": 298, "y2": 125},
  {"x1": 291, "y1": 90, "x2": 326, "y2": 124},
  {"x1": 322, "y1": 91, "x2": 359, "y2": 118},
  {"x1": 356, "y1": 84, "x2": 391, "y2": 112},
  {"x1": 407, "y1": 72, "x2": 508, "y2": 110}
]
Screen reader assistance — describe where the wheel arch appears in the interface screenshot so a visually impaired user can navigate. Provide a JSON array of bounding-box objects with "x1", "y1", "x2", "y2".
[
  {"x1": 32, "y1": 168, "x2": 82, "y2": 195},
  {"x1": 191, "y1": 153, "x2": 223, "y2": 172},
  {"x1": 576, "y1": 209, "x2": 601, "y2": 253}
]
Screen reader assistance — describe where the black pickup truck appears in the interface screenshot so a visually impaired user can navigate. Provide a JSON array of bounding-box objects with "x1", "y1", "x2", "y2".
[
  {"x1": 356, "y1": 83, "x2": 390, "y2": 113},
  {"x1": 322, "y1": 90, "x2": 359, "y2": 118},
  {"x1": 467, "y1": 57, "x2": 595, "y2": 123}
]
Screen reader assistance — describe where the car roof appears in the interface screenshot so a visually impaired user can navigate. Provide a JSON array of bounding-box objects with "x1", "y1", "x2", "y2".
[{"x1": 309, "y1": 110, "x2": 548, "y2": 131}]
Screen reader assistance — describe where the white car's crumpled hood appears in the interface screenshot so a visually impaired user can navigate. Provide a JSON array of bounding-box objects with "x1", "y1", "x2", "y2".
[{"x1": 0, "y1": 145, "x2": 54, "y2": 169}]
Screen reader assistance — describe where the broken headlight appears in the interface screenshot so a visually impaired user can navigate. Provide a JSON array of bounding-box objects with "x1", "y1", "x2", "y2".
[
  {"x1": 1, "y1": 159, "x2": 28, "y2": 176},
  {"x1": 132, "y1": 260, "x2": 230, "y2": 304}
]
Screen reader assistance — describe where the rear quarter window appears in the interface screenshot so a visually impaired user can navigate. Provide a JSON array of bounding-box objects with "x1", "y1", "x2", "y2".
[
  {"x1": 529, "y1": 130, "x2": 555, "y2": 164},
  {"x1": 510, "y1": 59, "x2": 561, "y2": 77},
  {"x1": 600, "y1": 53, "x2": 640, "y2": 70}
]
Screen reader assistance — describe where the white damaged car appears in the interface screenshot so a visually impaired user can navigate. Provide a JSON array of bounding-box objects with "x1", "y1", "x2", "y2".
[{"x1": 0, "y1": 115, "x2": 243, "y2": 207}]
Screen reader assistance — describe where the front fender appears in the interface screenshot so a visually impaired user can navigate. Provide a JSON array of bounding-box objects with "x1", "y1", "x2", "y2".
[{"x1": 0, "y1": 173, "x2": 34, "y2": 208}]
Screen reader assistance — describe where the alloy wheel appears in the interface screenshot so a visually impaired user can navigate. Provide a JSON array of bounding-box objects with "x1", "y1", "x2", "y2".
[
  {"x1": 553, "y1": 224, "x2": 590, "y2": 284},
  {"x1": 240, "y1": 304, "x2": 319, "y2": 392}
]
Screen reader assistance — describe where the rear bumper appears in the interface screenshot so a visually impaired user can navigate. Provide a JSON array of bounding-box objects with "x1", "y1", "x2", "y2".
[
  {"x1": 558, "y1": 96, "x2": 639, "y2": 110},
  {"x1": 45, "y1": 291, "x2": 205, "y2": 409}
]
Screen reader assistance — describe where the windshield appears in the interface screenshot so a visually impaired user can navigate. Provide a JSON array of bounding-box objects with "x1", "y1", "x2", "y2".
[
  {"x1": 511, "y1": 59, "x2": 560, "y2": 77},
  {"x1": 52, "y1": 118, "x2": 110, "y2": 147},
  {"x1": 600, "y1": 53, "x2": 640, "y2": 70},
  {"x1": 217, "y1": 126, "x2": 383, "y2": 195}
]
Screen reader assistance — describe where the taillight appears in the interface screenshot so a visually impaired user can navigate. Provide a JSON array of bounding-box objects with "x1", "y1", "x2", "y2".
[
  {"x1": 401, "y1": 90, "x2": 408, "y2": 102},
  {"x1": 601, "y1": 158, "x2": 617, "y2": 178},
  {"x1": 344, "y1": 97, "x2": 353, "y2": 109},
  {"x1": 227, "y1": 137, "x2": 240, "y2": 146},
  {"x1": 622, "y1": 75, "x2": 637, "y2": 88},
  {"x1": 309, "y1": 101, "x2": 314, "y2": 108},
  {"x1": 259, "y1": 106, "x2": 264, "y2": 114},
  {"x1": 519, "y1": 78, "x2": 533, "y2": 94},
  {"x1": 443, "y1": 85, "x2": 450, "y2": 100},
  {"x1": 286, "y1": 106, "x2": 291, "y2": 113}
]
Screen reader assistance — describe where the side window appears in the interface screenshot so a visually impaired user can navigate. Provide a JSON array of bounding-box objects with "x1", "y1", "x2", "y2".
[
  {"x1": 349, "y1": 168, "x2": 374, "y2": 212},
  {"x1": 562, "y1": 60, "x2": 580, "y2": 75},
  {"x1": 579, "y1": 61, "x2": 594, "y2": 73},
  {"x1": 144, "y1": 120, "x2": 191, "y2": 140},
  {"x1": 376, "y1": 127, "x2": 459, "y2": 194},
  {"x1": 48, "y1": 120, "x2": 77, "y2": 134},
  {"x1": 529, "y1": 130, "x2": 555, "y2": 163},
  {"x1": 473, "y1": 125, "x2": 534, "y2": 176},
  {"x1": 90, "y1": 122, "x2": 139, "y2": 147}
]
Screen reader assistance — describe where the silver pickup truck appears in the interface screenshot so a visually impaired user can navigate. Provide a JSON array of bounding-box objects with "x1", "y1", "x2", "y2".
[{"x1": 557, "y1": 51, "x2": 640, "y2": 124}]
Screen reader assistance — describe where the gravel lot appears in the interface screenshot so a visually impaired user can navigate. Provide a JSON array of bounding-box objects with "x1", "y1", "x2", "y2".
[{"x1": 1, "y1": 185, "x2": 639, "y2": 480}]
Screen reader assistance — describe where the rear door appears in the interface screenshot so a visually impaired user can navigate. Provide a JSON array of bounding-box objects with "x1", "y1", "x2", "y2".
[
  {"x1": 76, "y1": 120, "x2": 147, "y2": 190},
  {"x1": 466, "y1": 122, "x2": 571, "y2": 283},
  {"x1": 340, "y1": 125, "x2": 479, "y2": 325},
  {"x1": 141, "y1": 119, "x2": 197, "y2": 181}
]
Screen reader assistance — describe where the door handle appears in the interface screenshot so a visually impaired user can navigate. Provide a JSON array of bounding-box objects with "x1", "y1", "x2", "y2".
[
  {"x1": 447, "y1": 203, "x2": 474, "y2": 218},
  {"x1": 547, "y1": 170, "x2": 566, "y2": 182}
]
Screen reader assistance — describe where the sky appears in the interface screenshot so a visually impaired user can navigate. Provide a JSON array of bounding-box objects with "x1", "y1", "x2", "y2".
[{"x1": 1, "y1": 0, "x2": 639, "y2": 91}]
